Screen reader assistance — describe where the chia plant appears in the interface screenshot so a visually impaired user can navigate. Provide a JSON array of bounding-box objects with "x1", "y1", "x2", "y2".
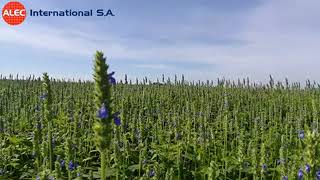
[
  {"x1": 42, "y1": 73, "x2": 54, "y2": 173},
  {"x1": 92, "y1": 51, "x2": 119, "y2": 179}
]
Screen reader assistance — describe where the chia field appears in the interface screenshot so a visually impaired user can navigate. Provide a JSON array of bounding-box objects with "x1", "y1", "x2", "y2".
[{"x1": 1, "y1": 52, "x2": 320, "y2": 179}]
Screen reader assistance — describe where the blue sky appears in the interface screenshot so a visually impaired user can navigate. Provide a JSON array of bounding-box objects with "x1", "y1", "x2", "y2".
[{"x1": 0, "y1": 0, "x2": 320, "y2": 82}]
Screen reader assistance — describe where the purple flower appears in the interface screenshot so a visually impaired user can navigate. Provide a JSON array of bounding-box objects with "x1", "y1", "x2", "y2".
[
  {"x1": 113, "y1": 112, "x2": 121, "y2": 126},
  {"x1": 40, "y1": 93, "x2": 47, "y2": 101},
  {"x1": 36, "y1": 175, "x2": 40, "y2": 180},
  {"x1": 305, "y1": 164, "x2": 311, "y2": 173},
  {"x1": 77, "y1": 172, "x2": 81, "y2": 177},
  {"x1": 108, "y1": 72, "x2": 116, "y2": 85},
  {"x1": 298, "y1": 130, "x2": 305, "y2": 139},
  {"x1": 108, "y1": 71, "x2": 115, "y2": 76},
  {"x1": 316, "y1": 170, "x2": 320, "y2": 180},
  {"x1": 298, "y1": 168, "x2": 303, "y2": 180},
  {"x1": 142, "y1": 159, "x2": 147, "y2": 164},
  {"x1": 60, "y1": 160, "x2": 65, "y2": 168},
  {"x1": 149, "y1": 169, "x2": 155, "y2": 177},
  {"x1": 97, "y1": 104, "x2": 108, "y2": 119},
  {"x1": 277, "y1": 159, "x2": 281, "y2": 165},
  {"x1": 282, "y1": 176, "x2": 288, "y2": 180},
  {"x1": 262, "y1": 164, "x2": 267, "y2": 171},
  {"x1": 68, "y1": 161, "x2": 75, "y2": 171}
]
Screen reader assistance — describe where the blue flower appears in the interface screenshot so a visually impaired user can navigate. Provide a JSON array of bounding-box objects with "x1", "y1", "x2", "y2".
[
  {"x1": 113, "y1": 112, "x2": 121, "y2": 126},
  {"x1": 277, "y1": 159, "x2": 281, "y2": 165},
  {"x1": 60, "y1": 160, "x2": 65, "y2": 168},
  {"x1": 36, "y1": 175, "x2": 40, "y2": 180},
  {"x1": 149, "y1": 169, "x2": 155, "y2": 177},
  {"x1": 97, "y1": 104, "x2": 108, "y2": 119},
  {"x1": 40, "y1": 93, "x2": 47, "y2": 101},
  {"x1": 298, "y1": 168, "x2": 303, "y2": 180},
  {"x1": 108, "y1": 71, "x2": 115, "y2": 76},
  {"x1": 68, "y1": 160, "x2": 75, "y2": 171},
  {"x1": 108, "y1": 72, "x2": 116, "y2": 85},
  {"x1": 142, "y1": 159, "x2": 147, "y2": 164},
  {"x1": 316, "y1": 170, "x2": 320, "y2": 180},
  {"x1": 77, "y1": 172, "x2": 81, "y2": 177},
  {"x1": 262, "y1": 164, "x2": 267, "y2": 171},
  {"x1": 282, "y1": 176, "x2": 288, "y2": 180},
  {"x1": 298, "y1": 130, "x2": 305, "y2": 139},
  {"x1": 305, "y1": 164, "x2": 311, "y2": 173}
]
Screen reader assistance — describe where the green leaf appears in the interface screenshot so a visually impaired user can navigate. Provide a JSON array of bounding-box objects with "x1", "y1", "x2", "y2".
[{"x1": 128, "y1": 164, "x2": 140, "y2": 172}]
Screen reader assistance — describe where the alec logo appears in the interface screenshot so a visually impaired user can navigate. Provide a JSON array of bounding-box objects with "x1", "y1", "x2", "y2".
[
  {"x1": 2, "y1": 1, "x2": 26, "y2": 26},
  {"x1": 1, "y1": 1, "x2": 115, "y2": 26}
]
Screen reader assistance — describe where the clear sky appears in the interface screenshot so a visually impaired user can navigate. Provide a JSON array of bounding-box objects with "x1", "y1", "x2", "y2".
[{"x1": 0, "y1": 0, "x2": 319, "y2": 83}]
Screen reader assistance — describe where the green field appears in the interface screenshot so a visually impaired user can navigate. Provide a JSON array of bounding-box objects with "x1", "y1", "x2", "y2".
[{"x1": 1, "y1": 53, "x2": 320, "y2": 179}]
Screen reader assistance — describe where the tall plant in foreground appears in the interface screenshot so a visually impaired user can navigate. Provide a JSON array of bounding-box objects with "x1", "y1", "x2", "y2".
[
  {"x1": 42, "y1": 73, "x2": 54, "y2": 173},
  {"x1": 92, "y1": 51, "x2": 116, "y2": 180}
]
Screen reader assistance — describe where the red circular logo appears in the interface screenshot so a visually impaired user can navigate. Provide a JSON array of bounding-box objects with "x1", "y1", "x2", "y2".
[{"x1": 2, "y1": 1, "x2": 26, "y2": 26}]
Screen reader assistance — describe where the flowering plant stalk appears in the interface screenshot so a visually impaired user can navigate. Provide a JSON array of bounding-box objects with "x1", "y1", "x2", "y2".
[
  {"x1": 42, "y1": 73, "x2": 54, "y2": 173},
  {"x1": 93, "y1": 51, "x2": 119, "y2": 179}
]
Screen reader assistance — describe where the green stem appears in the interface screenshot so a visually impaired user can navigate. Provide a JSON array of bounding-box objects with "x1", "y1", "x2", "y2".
[{"x1": 101, "y1": 150, "x2": 107, "y2": 180}]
